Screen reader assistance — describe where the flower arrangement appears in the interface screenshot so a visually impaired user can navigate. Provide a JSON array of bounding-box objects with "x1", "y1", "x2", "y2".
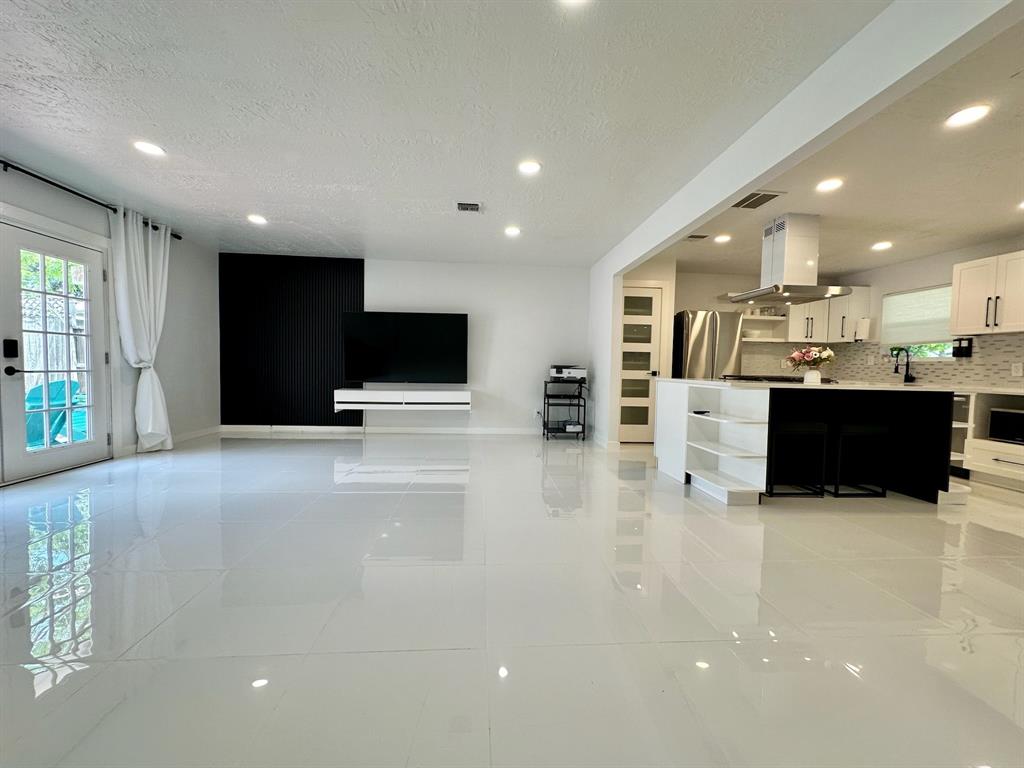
[{"x1": 785, "y1": 345, "x2": 835, "y2": 370}]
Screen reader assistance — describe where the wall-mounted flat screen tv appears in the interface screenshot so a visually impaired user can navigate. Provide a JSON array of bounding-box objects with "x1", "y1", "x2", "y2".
[{"x1": 342, "y1": 312, "x2": 468, "y2": 384}]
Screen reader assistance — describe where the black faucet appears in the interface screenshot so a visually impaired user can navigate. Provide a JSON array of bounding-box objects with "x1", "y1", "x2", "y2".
[{"x1": 890, "y1": 347, "x2": 916, "y2": 383}]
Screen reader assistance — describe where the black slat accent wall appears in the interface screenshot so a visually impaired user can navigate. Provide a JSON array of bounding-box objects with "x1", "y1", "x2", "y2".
[{"x1": 219, "y1": 253, "x2": 363, "y2": 427}]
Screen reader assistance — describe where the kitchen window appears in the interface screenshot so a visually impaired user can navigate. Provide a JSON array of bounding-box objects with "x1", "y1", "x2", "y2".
[{"x1": 880, "y1": 285, "x2": 954, "y2": 358}]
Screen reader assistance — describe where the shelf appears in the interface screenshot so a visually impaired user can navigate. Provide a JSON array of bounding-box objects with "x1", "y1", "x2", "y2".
[
  {"x1": 687, "y1": 468, "x2": 762, "y2": 505},
  {"x1": 742, "y1": 315, "x2": 787, "y2": 322},
  {"x1": 952, "y1": 421, "x2": 970, "y2": 428},
  {"x1": 688, "y1": 411, "x2": 767, "y2": 425},
  {"x1": 687, "y1": 440, "x2": 767, "y2": 458},
  {"x1": 741, "y1": 337, "x2": 787, "y2": 343}
]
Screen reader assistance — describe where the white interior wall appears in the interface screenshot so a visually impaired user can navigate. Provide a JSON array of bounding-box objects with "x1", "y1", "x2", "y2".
[
  {"x1": 675, "y1": 271, "x2": 759, "y2": 313},
  {"x1": 586, "y1": 1, "x2": 1020, "y2": 445},
  {"x1": 159, "y1": 238, "x2": 221, "y2": 441},
  {"x1": 363, "y1": 259, "x2": 588, "y2": 433},
  {"x1": 0, "y1": 169, "x2": 220, "y2": 450}
]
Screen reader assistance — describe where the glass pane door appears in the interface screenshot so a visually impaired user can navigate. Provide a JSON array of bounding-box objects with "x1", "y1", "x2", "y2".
[
  {"x1": 20, "y1": 250, "x2": 93, "y2": 451},
  {"x1": 1, "y1": 225, "x2": 111, "y2": 483}
]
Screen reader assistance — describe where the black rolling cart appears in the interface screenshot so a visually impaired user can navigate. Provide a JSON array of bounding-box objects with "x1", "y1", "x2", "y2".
[{"x1": 542, "y1": 378, "x2": 587, "y2": 440}]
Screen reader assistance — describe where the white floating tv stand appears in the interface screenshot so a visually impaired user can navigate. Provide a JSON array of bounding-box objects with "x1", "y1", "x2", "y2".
[{"x1": 333, "y1": 388, "x2": 471, "y2": 412}]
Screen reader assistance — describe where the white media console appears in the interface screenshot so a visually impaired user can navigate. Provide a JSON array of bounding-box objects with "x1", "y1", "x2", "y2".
[{"x1": 333, "y1": 388, "x2": 471, "y2": 412}]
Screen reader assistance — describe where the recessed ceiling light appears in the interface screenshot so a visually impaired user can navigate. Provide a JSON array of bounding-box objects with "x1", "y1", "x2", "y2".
[
  {"x1": 695, "y1": 661, "x2": 710, "y2": 670},
  {"x1": 714, "y1": 234, "x2": 731, "y2": 244},
  {"x1": 133, "y1": 140, "x2": 165, "y2": 156},
  {"x1": 559, "y1": 0, "x2": 590, "y2": 6},
  {"x1": 247, "y1": 214, "x2": 268, "y2": 225},
  {"x1": 815, "y1": 177, "x2": 843, "y2": 193},
  {"x1": 871, "y1": 241, "x2": 893, "y2": 251},
  {"x1": 1018, "y1": 200, "x2": 1024, "y2": 210},
  {"x1": 517, "y1": 160, "x2": 542, "y2": 176},
  {"x1": 251, "y1": 679, "x2": 269, "y2": 688},
  {"x1": 944, "y1": 104, "x2": 991, "y2": 128},
  {"x1": 747, "y1": 300, "x2": 755, "y2": 305},
  {"x1": 497, "y1": 666, "x2": 509, "y2": 679},
  {"x1": 805, "y1": 260, "x2": 815, "y2": 266},
  {"x1": 504, "y1": 225, "x2": 521, "y2": 238}
]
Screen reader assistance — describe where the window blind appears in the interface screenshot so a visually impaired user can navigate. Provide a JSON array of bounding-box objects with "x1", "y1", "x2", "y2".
[{"x1": 880, "y1": 285, "x2": 952, "y2": 344}]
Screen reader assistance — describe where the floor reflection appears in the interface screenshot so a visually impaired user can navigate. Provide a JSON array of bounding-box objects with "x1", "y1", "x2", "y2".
[{"x1": 22, "y1": 490, "x2": 94, "y2": 696}]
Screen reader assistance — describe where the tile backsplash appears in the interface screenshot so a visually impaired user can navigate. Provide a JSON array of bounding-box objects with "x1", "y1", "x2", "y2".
[{"x1": 741, "y1": 332, "x2": 1024, "y2": 389}]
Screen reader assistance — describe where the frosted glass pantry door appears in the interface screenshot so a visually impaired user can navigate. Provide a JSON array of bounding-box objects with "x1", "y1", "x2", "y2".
[{"x1": 619, "y1": 287, "x2": 662, "y2": 443}]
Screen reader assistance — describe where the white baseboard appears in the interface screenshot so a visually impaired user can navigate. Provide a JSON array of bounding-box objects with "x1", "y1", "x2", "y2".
[
  {"x1": 364, "y1": 426, "x2": 538, "y2": 436},
  {"x1": 220, "y1": 425, "x2": 364, "y2": 438},
  {"x1": 173, "y1": 426, "x2": 223, "y2": 443},
  {"x1": 218, "y1": 424, "x2": 540, "y2": 438}
]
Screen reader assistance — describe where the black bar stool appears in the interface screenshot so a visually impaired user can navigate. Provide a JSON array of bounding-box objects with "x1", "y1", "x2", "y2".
[
  {"x1": 826, "y1": 421, "x2": 888, "y2": 497},
  {"x1": 764, "y1": 420, "x2": 828, "y2": 498}
]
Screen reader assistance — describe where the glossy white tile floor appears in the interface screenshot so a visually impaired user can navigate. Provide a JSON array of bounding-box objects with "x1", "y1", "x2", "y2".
[{"x1": 1, "y1": 434, "x2": 1022, "y2": 767}]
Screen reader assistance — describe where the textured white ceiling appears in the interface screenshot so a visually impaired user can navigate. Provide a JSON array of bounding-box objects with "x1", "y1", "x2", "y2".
[
  {"x1": 0, "y1": 0, "x2": 888, "y2": 264},
  {"x1": 665, "y1": 21, "x2": 1024, "y2": 277}
]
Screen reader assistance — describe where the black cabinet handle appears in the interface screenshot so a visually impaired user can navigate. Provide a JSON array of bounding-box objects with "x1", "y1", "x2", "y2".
[
  {"x1": 994, "y1": 457, "x2": 1024, "y2": 467},
  {"x1": 804, "y1": 317, "x2": 810, "y2": 339},
  {"x1": 993, "y1": 296, "x2": 1000, "y2": 327},
  {"x1": 809, "y1": 317, "x2": 814, "y2": 339},
  {"x1": 649, "y1": 370, "x2": 659, "y2": 377},
  {"x1": 840, "y1": 315, "x2": 846, "y2": 338},
  {"x1": 985, "y1": 297, "x2": 991, "y2": 327},
  {"x1": 3, "y1": 366, "x2": 24, "y2": 376}
]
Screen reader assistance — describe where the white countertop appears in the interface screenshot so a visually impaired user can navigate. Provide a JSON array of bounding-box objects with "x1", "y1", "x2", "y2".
[{"x1": 655, "y1": 378, "x2": 1024, "y2": 395}]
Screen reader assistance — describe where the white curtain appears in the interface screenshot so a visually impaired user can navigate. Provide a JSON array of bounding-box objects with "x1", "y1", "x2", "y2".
[{"x1": 108, "y1": 208, "x2": 173, "y2": 452}]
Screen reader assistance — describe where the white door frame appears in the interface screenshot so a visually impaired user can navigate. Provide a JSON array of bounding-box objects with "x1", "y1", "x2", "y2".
[
  {"x1": 612, "y1": 278, "x2": 674, "y2": 444},
  {"x1": 0, "y1": 203, "x2": 131, "y2": 471}
]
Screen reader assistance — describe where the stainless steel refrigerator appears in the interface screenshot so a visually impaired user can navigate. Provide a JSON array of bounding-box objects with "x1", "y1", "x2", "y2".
[{"x1": 670, "y1": 310, "x2": 744, "y2": 379}]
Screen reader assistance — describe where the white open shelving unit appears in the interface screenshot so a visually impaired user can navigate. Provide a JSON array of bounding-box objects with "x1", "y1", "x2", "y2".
[
  {"x1": 655, "y1": 381, "x2": 769, "y2": 505},
  {"x1": 741, "y1": 313, "x2": 788, "y2": 343}
]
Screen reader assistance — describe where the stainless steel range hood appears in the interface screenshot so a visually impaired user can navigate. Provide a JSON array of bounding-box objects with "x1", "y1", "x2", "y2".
[
  {"x1": 727, "y1": 213, "x2": 852, "y2": 305},
  {"x1": 729, "y1": 283, "x2": 851, "y2": 304}
]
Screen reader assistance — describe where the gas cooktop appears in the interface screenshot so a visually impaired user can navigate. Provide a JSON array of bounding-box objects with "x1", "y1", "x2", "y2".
[{"x1": 720, "y1": 374, "x2": 836, "y2": 383}]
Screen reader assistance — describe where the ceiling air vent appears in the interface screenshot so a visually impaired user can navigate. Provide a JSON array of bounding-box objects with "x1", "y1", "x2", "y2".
[
  {"x1": 456, "y1": 202, "x2": 481, "y2": 212},
  {"x1": 732, "y1": 190, "x2": 783, "y2": 210},
  {"x1": 686, "y1": 234, "x2": 709, "y2": 240}
]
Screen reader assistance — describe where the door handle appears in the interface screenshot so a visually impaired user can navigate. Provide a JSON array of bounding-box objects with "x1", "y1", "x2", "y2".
[
  {"x1": 985, "y1": 297, "x2": 991, "y2": 327},
  {"x1": 4, "y1": 366, "x2": 24, "y2": 376},
  {"x1": 840, "y1": 315, "x2": 846, "y2": 338},
  {"x1": 993, "y1": 296, "x2": 1000, "y2": 327},
  {"x1": 804, "y1": 317, "x2": 809, "y2": 339},
  {"x1": 809, "y1": 317, "x2": 814, "y2": 339}
]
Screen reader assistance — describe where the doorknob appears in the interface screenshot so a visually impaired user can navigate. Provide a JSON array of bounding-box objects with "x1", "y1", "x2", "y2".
[
  {"x1": 649, "y1": 370, "x2": 659, "y2": 377},
  {"x1": 4, "y1": 366, "x2": 24, "y2": 376}
]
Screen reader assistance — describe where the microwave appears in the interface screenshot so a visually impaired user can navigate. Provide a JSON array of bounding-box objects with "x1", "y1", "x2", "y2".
[{"x1": 989, "y1": 408, "x2": 1024, "y2": 445}]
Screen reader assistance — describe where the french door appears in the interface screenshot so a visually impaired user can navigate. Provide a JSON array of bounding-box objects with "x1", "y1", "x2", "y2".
[
  {"x1": 618, "y1": 286, "x2": 662, "y2": 443},
  {"x1": 0, "y1": 224, "x2": 111, "y2": 483}
]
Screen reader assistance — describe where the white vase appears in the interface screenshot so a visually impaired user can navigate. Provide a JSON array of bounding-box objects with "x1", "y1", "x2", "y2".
[{"x1": 803, "y1": 369, "x2": 822, "y2": 385}]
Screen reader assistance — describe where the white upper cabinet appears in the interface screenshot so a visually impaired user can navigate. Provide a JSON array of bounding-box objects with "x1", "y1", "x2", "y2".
[
  {"x1": 806, "y1": 300, "x2": 829, "y2": 343},
  {"x1": 951, "y1": 251, "x2": 1021, "y2": 336},
  {"x1": 994, "y1": 250, "x2": 1024, "y2": 333},
  {"x1": 786, "y1": 300, "x2": 830, "y2": 343},
  {"x1": 826, "y1": 287, "x2": 871, "y2": 343}
]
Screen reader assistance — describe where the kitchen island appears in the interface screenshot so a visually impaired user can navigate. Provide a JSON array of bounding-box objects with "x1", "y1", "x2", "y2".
[{"x1": 654, "y1": 378, "x2": 955, "y2": 505}]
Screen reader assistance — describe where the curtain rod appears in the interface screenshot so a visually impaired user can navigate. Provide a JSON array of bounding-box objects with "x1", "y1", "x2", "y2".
[{"x1": 1, "y1": 158, "x2": 183, "y2": 241}]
